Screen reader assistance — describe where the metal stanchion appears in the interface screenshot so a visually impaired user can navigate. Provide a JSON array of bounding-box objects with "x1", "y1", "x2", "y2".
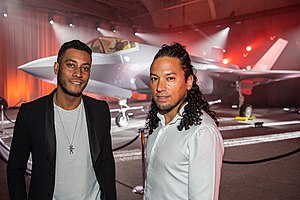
[
  {"x1": 132, "y1": 128, "x2": 146, "y2": 195},
  {"x1": 140, "y1": 128, "x2": 146, "y2": 184},
  {"x1": 1, "y1": 105, "x2": 4, "y2": 134}
]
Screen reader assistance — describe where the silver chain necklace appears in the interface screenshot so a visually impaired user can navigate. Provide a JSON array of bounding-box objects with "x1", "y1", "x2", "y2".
[{"x1": 55, "y1": 101, "x2": 82, "y2": 154}]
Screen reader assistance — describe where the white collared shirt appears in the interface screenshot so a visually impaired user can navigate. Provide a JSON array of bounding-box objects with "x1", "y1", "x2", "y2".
[{"x1": 144, "y1": 107, "x2": 224, "y2": 200}]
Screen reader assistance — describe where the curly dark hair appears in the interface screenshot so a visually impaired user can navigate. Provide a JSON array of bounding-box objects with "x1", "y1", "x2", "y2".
[{"x1": 145, "y1": 42, "x2": 218, "y2": 134}]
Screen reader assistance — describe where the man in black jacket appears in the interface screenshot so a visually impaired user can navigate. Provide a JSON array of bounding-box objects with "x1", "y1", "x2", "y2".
[{"x1": 7, "y1": 40, "x2": 116, "y2": 200}]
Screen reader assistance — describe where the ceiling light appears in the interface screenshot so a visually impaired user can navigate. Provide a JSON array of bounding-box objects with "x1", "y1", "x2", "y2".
[
  {"x1": 3, "y1": 7, "x2": 8, "y2": 17},
  {"x1": 111, "y1": 24, "x2": 116, "y2": 32},
  {"x1": 95, "y1": 23, "x2": 101, "y2": 32},
  {"x1": 132, "y1": 27, "x2": 137, "y2": 35},
  {"x1": 48, "y1": 13, "x2": 54, "y2": 25},
  {"x1": 67, "y1": 17, "x2": 73, "y2": 27}
]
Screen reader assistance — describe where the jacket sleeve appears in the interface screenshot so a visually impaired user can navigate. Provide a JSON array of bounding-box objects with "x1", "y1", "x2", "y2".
[
  {"x1": 98, "y1": 102, "x2": 117, "y2": 200},
  {"x1": 103, "y1": 104, "x2": 117, "y2": 200},
  {"x1": 101, "y1": 127, "x2": 116, "y2": 200},
  {"x1": 7, "y1": 104, "x2": 31, "y2": 199}
]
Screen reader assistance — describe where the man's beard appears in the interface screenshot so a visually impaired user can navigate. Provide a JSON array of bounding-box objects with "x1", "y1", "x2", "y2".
[
  {"x1": 57, "y1": 70, "x2": 87, "y2": 97},
  {"x1": 156, "y1": 97, "x2": 186, "y2": 115}
]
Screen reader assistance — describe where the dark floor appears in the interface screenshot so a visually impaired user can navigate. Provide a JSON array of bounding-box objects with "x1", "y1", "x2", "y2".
[{"x1": 1, "y1": 105, "x2": 300, "y2": 200}]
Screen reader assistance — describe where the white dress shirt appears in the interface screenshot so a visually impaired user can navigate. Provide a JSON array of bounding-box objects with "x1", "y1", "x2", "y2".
[{"x1": 144, "y1": 107, "x2": 224, "y2": 200}]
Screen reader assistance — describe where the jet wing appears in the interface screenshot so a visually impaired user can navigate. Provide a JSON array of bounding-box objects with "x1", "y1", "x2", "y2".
[{"x1": 205, "y1": 68, "x2": 300, "y2": 86}]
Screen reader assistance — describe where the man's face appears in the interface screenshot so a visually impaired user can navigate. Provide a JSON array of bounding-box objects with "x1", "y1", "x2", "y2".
[
  {"x1": 150, "y1": 57, "x2": 193, "y2": 114},
  {"x1": 54, "y1": 48, "x2": 91, "y2": 97}
]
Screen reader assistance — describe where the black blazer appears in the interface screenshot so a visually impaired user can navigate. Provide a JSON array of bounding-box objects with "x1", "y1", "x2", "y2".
[{"x1": 7, "y1": 89, "x2": 116, "y2": 200}]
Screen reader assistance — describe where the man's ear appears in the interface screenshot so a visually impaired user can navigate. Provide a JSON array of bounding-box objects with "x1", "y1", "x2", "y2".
[
  {"x1": 186, "y1": 75, "x2": 193, "y2": 90},
  {"x1": 54, "y1": 62, "x2": 59, "y2": 75}
]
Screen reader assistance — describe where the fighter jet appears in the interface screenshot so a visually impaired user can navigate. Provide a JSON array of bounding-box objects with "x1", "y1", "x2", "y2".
[{"x1": 18, "y1": 36, "x2": 300, "y2": 127}]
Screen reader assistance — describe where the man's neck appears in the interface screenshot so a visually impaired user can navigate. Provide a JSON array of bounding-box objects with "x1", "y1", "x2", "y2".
[
  {"x1": 161, "y1": 100, "x2": 186, "y2": 125},
  {"x1": 54, "y1": 90, "x2": 82, "y2": 110}
]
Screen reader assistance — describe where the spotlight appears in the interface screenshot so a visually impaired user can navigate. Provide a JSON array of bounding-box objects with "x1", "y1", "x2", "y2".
[
  {"x1": 48, "y1": 13, "x2": 54, "y2": 25},
  {"x1": 68, "y1": 18, "x2": 73, "y2": 27},
  {"x1": 246, "y1": 45, "x2": 252, "y2": 52},
  {"x1": 133, "y1": 27, "x2": 137, "y2": 35},
  {"x1": 111, "y1": 24, "x2": 116, "y2": 32},
  {"x1": 3, "y1": 7, "x2": 8, "y2": 17},
  {"x1": 95, "y1": 23, "x2": 101, "y2": 32},
  {"x1": 222, "y1": 58, "x2": 229, "y2": 64}
]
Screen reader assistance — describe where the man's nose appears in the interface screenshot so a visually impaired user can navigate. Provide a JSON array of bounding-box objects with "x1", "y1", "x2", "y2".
[
  {"x1": 156, "y1": 79, "x2": 166, "y2": 92},
  {"x1": 73, "y1": 67, "x2": 83, "y2": 78}
]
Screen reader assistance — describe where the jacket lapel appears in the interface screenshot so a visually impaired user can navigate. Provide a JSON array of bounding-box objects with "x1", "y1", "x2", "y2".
[
  {"x1": 44, "y1": 92, "x2": 102, "y2": 166},
  {"x1": 45, "y1": 90, "x2": 56, "y2": 168},
  {"x1": 83, "y1": 96, "x2": 101, "y2": 164}
]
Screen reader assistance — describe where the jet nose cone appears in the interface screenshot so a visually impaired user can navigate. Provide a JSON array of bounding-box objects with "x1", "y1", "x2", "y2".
[{"x1": 17, "y1": 56, "x2": 57, "y2": 83}]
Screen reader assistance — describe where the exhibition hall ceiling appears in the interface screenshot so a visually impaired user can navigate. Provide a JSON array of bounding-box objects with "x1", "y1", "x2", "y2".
[{"x1": 4, "y1": 0, "x2": 300, "y2": 29}]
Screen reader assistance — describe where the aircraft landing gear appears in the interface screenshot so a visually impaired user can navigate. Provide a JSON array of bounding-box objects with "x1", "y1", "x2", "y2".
[
  {"x1": 115, "y1": 113, "x2": 129, "y2": 127},
  {"x1": 236, "y1": 81, "x2": 253, "y2": 119},
  {"x1": 239, "y1": 104, "x2": 253, "y2": 118},
  {"x1": 110, "y1": 99, "x2": 144, "y2": 127}
]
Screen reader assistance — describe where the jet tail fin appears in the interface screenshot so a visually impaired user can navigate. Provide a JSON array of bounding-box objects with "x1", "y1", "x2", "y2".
[{"x1": 252, "y1": 38, "x2": 288, "y2": 71}]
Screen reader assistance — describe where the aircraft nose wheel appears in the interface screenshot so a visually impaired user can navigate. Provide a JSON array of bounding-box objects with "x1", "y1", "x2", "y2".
[
  {"x1": 115, "y1": 113, "x2": 129, "y2": 127},
  {"x1": 239, "y1": 104, "x2": 253, "y2": 118},
  {"x1": 0, "y1": 97, "x2": 8, "y2": 110}
]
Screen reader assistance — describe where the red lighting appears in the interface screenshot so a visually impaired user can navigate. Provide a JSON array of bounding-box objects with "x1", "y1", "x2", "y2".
[
  {"x1": 270, "y1": 35, "x2": 276, "y2": 40},
  {"x1": 246, "y1": 65, "x2": 252, "y2": 70},
  {"x1": 246, "y1": 45, "x2": 252, "y2": 52},
  {"x1": 222, "y1": 58, "x2": 229, "y2": 64}
]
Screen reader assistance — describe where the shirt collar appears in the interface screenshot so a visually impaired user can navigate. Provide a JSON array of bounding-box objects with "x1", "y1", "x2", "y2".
[{"x1": 157, "y1": 102, "x2": 187, "y2": 126}]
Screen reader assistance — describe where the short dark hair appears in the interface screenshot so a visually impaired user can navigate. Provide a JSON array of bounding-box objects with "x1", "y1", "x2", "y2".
[{"x1": 57, "y1": 40, "x2": 92, "y2": 64}]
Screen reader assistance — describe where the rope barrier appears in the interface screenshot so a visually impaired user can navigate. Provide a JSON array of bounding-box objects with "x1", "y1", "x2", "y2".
[
  {"x1": 115, "y1": 180, "x2": 134, "y2": 190},
  {"x1": 3, "y1": 109, "x2": 15, "y2": 124},
  {"x1": 223, "y1": 147, "x2": 300, "y2": 164},
  {"x1": 112, "y1": 134, "x2": 140, "y2": 151}
]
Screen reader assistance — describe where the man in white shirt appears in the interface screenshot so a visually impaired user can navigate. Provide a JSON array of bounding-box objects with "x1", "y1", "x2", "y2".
[{"x1": 144, "y1": 42, "x2": 224, "y2": 200}]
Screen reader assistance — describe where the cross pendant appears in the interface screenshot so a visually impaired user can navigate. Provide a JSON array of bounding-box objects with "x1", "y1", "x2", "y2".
[{"x1": 69, "y1": 144, "x2": 74, "y2": 154}]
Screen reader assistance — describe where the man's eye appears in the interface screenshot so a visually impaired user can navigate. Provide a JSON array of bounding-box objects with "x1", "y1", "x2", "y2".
[
  {"x1": 67, "y1": 63, "x2": 75, "y2": 68},
  {"x1": 82, "y1": 66, "x2": 90, "y2": 72},
  {"x1": 150, "y1": 77, "x2": 158, "y2": 81},
  {"x1": 167, "y1": 77, "x2": 175, "y2": 81}
]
